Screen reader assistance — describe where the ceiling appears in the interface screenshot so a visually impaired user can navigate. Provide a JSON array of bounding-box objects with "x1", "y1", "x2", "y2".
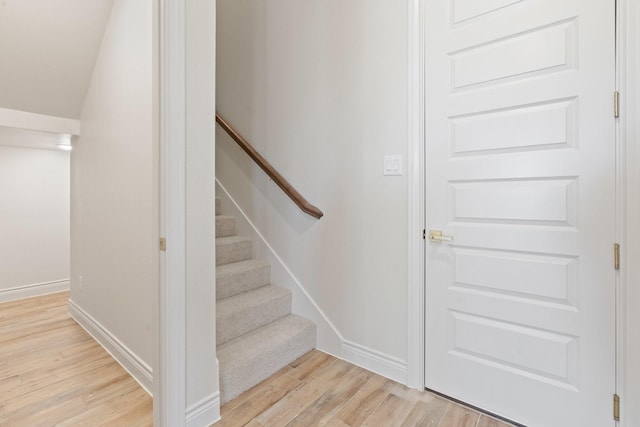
[{"x1": 0, "y1": 0, "x2": 114, "y2": 119}]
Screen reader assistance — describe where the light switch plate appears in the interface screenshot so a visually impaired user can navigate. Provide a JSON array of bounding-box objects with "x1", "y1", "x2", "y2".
[{"x1": 384, "y1": 155, "x2": 402, "y2": 176}]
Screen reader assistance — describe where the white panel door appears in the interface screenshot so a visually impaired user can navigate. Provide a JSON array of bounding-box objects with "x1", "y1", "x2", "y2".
[{"x1": 424, "y1": 1, "x2": 616, "y2": 426}]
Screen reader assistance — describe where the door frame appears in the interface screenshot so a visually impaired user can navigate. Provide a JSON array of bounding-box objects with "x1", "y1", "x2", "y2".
[
  {"x1": 156, "y1": 0, "x2": 218, "y2": 425},
  {"x1": 406, "y1": 1, "x2": 640, "y2": 424}
]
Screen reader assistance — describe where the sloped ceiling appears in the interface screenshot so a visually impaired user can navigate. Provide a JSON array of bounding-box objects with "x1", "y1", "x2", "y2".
[{"x1": 0, "y1": 0, "x2": 114, "y2": 119}]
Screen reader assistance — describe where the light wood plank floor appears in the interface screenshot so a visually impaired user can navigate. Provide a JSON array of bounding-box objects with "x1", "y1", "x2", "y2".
[
  {"x1": 216, "y1": 350, "x2": 516, "y2": 427},
  {"x1": 1, "y1": 292, "x2": 515, "y2": 426},
  {"x1": 0, "y1": 292, "x2": 152, "y2": 426}
]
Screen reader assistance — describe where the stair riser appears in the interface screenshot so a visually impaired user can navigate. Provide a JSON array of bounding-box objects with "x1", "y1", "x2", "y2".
[
  {"x1": 216, "y1": 240, "x2": 251, "y2": 265},
  {"x1": 217, "y1": 288, "x2": 292, "y2": 345},
  {"x1": 216, "y1": 216, "x2": 236, "y2": 237},
  {"x1": 217, "y1": 263, "x2": 270, "y2": 300},
  {"x1": 218, "y1": 317, "x2": 316, "y2": 403}
]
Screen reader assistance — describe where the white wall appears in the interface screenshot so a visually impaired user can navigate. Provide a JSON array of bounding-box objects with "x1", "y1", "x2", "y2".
[
  {"x1": 69, "y1": 0, "x2": 157, "y2": 390},
  {"x1": 216, "y1": 0, "x2": 409, "y2": 371},
  {"x1": 0, "y1": 0, "x2": 113, "y2": 118},
  {"x1": 0, "y1": 145, "x2": 70, "y2": 300}
]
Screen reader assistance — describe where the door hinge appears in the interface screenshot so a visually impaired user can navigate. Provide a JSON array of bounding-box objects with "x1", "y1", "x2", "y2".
[
  {"x1": 423, "y1": 229, "x2": 426, "y2": 240},
  {"x1": 614, "y1": 243, "x2": 620, "y2": 270},
  {"x1": 614, "y1": 394, "x2": 620, "y2": 421},
  {"x1": 614, "y1": 91, "x2": 620, "y2": 118},
  {"x1": 160, "y1": 238, "x2": 167, "y2": 252}
]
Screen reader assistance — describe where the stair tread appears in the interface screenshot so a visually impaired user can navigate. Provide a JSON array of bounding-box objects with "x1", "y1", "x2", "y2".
[
  {"x1": 217, "y1": 285, "x2": 292, "y2": 345},
  {"x1": 218, "y1": 314, "x2": 314, "y2": 352},
  {"x1": 216, "y1": 259, "x2": 271, "y2": 300},
  {"x1": 218, "y1": 314, "x2": 316, "y2": 402},
  {"x1": 216, "y1": 235, "x2": 250, "y2": 244},
  {"x1": 217, "y1": 285, "x2": 290, "y2": 316},
  {"x1": 216, "y1": 258, "x2": 269, "y2": 275}
]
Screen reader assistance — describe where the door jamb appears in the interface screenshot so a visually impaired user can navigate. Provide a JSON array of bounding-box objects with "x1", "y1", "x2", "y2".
[
  {"x1": 157, "y1": 0, "x2": 187, "y2": 424},
  {"x1": 617, "y1": 1, "x2": 640, "y2": 426},
  {"x1": 407, "y1": 0, "x2": 426, "y2": 390}
]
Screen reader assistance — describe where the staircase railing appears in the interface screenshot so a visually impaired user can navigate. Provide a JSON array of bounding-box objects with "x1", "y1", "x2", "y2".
[{"x1": 216, "y1": 113, "x2": 324, "y2": 219}]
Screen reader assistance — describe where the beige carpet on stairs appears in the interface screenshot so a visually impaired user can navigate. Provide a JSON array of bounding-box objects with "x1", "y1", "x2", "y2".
[{"x1": 215, "y1": 198, "x2": 316, "y2": 403}]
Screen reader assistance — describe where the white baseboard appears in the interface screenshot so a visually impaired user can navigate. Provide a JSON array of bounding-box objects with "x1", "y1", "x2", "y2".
[
  {"x1": 342, "y1": 340, "x2": 408, "y2": 384},
  {"x1": 186, "y1": 392, "x2": 221, "y2": 427},
  {"x1": 68, "y1": 299, "x2": 153, "y2": 395},
  {"x1": 0, "y1": 279, "x2": 70, "y2": 303}
]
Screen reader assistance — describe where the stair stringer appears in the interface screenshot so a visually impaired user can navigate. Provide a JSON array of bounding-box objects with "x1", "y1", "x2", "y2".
[{"x1": 216, "y1": 179, "x2": 343, "y2": 357}]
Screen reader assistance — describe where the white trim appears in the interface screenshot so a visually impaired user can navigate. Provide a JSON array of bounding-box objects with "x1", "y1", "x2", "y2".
[
  {"x1": 68, "y1": 299, "x2": 153, "y2": 394},
  {"x1": 216, "y1": 179, "x2": 344, "y2": 357},
  {"x1": 186, "y1": 392, "x2": 221, "y2": 427},
  {"x1": 407, "y1": 0, "x2": 426, "y2": 391},
  {"x1": 0, "y1": 108, "x2": 80, "y2": 135},
  {"x1": 618, "y1": 1, "x2": 640, "y2": 426},
  {"x1": 158, "y1": 0, "x2": 187, "y2": 425},
  {"x1": 184, "y1": 1, "x2": 218, "y2": 425},
  {"x1": 0, "y1": 279, "x2": 70, "y2": 303},
  {"x1": 342, "y1": 340, "x2": 408, "y2": 384}
]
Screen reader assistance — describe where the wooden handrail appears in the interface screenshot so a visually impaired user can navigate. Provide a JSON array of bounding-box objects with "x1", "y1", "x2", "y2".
[{"x1": 216, "y1": 113, "x2": 324, "y2": 219}]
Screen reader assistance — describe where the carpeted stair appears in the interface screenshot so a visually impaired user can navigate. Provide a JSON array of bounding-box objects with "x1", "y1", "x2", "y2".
[{"x1": 215, "y1": 198, "x2": 316, "y2": 403}]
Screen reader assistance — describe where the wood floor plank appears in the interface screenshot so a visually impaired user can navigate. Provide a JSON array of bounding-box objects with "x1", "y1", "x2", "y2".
[
  {"x1": 285, "y1": 366, "x2": 371, "y2": 426},
  {"x1": 399, "y1": 396, "x2": 449, "y2": 427},
  {"x1": 255, "y1": 358, "x2": 352, "y2": 426},
  {"x1": 477, "y1": 414, "x2": 513, "y2": 427},
  {"x1": 324, "y1": 419, "x2": 351, "y2": 427},
  {"x1": 438, "y1": 403, "x2": 480, "y2": 427},
  {"x1": 0, "y1": 292, "x2": 152, "y2": 426},
  {"x1": 221, "y1": 362, "x2": 295, "y2": 416},
  {"x1": 360, "y1": 392, "x2": 414, "y2": 427},
  {"x1": 217, "y1": 372, "x2": 300, "y2": 427},
  {"x1": 216, "y1": 352, "x2": 518, "y2": 427},
  {"x1": 333, "y1": 373, "x2": 391, "y2": 426},
  {"x1": 287, "y1": 349, "x2": 335, "y2": 382}
]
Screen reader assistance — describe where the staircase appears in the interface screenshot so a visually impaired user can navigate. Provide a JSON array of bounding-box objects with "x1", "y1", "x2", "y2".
[{"x1": 215, "y1": 198, "x2": 317, "y2": 403}]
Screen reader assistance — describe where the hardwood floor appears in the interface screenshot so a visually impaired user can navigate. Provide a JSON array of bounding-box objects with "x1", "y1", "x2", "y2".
[
  {"x1": 0, "y1": 292, "x2": 152, "y2": 426},
  {"x1": 216, "y1": 350, "x2": 516, "y2": 427},
  {"x1": 1, "y1": 292, "x2": 514, "y2": 426}
]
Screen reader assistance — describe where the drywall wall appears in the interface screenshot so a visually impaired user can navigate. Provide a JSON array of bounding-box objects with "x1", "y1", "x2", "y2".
[
  {"x1": 0, "y1": 144, "x2": 70, "y2": 301},
  {"x1": 69, "y1": 0, "x2": 157, "y2": 389},
  {"x1": 216, "y1": 0, "x2": 409, "y2": 376}
]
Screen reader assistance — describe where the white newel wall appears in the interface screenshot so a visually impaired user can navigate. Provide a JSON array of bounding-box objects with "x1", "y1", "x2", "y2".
[
  {"x1": 216, "y1": 0, "x2": 410, "y2": 381},
  {"x1": 0, "y1": 145, "x2": 70, "y2": 301},
  {"x1": 69, "y1": 0, "x2": 157, "y2": 392}
]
